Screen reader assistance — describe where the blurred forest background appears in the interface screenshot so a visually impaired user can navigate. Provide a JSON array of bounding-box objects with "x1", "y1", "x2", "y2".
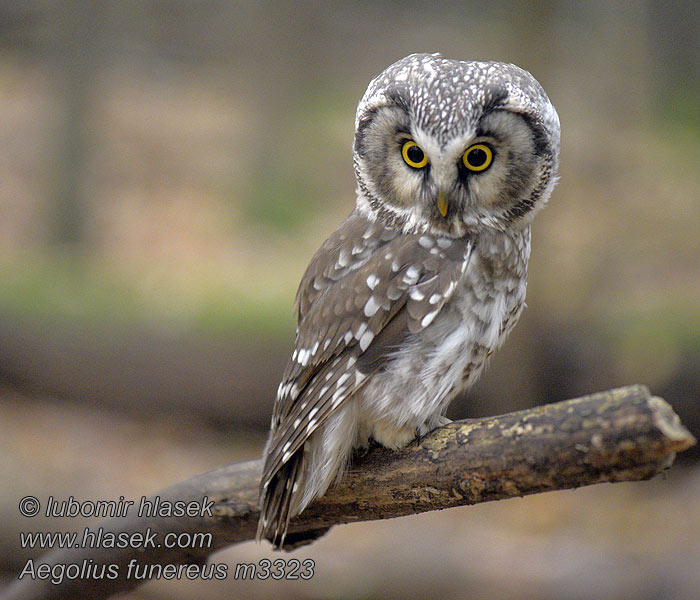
[{"x1": 1, "y1": 1, "x2": 699, "y2": 599}]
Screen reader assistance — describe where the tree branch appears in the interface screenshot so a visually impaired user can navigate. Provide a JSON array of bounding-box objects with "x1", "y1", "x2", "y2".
[{"x1": 4, "y1": 385, "x2": 695, "y2": 600}]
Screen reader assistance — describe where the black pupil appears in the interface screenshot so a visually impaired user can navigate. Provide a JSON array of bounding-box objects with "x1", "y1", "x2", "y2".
[
  {"x1": 407, "y1": 144, "x2": 424, "y2": 164},
  {"x1": 468, "y1": 147, "x2": 487, "y2": 167}
]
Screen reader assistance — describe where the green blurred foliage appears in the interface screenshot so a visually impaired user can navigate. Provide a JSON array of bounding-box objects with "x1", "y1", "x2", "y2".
[{"x1": 0, "y1": 0, "x2": 698, "y2": 422}]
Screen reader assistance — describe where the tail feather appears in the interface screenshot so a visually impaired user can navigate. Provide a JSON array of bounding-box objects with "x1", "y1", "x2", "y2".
[
  {"x1": 258, "y1": 402, "x2": 359, "y2": 549},
  {"x1": 257, "y1": 450, "x2": 306, "y2": 549}
]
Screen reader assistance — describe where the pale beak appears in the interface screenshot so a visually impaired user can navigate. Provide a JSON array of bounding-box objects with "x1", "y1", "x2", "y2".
[{"x1": 437, "y1": 193, "x2": 449, "y2": 218}]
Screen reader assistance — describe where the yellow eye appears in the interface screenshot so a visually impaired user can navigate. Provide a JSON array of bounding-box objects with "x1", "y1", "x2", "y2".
[
  {"x1": 462, "y1": 143, "x2": 493, "y2": 172},
  {"x1": 401, "y1": 140, "x2": 429, "y2": 169}
]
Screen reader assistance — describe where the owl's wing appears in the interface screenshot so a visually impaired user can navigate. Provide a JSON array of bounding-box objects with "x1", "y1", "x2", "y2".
[{"x1": 261, "y1": 210, "x2": 473, "y2": 488}]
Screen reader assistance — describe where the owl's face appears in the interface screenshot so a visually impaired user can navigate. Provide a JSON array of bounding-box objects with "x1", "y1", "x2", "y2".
[{"x1": 353, "y1": 54, "x2": 560, "y2": 237}]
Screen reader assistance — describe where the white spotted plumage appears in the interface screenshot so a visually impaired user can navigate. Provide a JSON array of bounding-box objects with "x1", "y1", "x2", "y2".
[{"x1": 258, "y1": 53, "x2": 560, "y2": 548}]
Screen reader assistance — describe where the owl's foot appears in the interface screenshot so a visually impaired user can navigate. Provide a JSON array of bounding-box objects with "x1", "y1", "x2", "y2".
[
  {"x1": 371, "y1": 421, "x2": 417, "y2": 450},
  {"x1": 371, "y1": 415, "x2": 453, "y2": 449},
  {"x1": 432, "y1": 415, "x2": 453, "y2": 428},
  {"x1": 415, "y1": 416, "x2": 453, "y2": 440}
]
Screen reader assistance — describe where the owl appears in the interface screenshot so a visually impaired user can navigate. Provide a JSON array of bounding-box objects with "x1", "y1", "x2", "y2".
[{"x1": 257, "y1": 53, "x2": 560, "y2": 548}]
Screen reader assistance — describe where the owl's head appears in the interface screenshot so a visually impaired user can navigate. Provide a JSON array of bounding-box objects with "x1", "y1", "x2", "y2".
[{"x1": 353, "y1": 53, "x2": 560, "y2": 237}]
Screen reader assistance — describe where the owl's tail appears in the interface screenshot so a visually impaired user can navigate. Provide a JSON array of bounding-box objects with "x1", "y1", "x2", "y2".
[
  {"x1": 257, "y1": 450, "x2": 307, "y2": 549},
  {"x1": 258, "y1": 402, "x2": 359, "y2": 549}
]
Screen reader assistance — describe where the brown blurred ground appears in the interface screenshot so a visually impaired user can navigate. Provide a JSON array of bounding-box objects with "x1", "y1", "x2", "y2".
[
  {"x1": 1, "y1": 1, "x2": 699, "y2": 598},
  {"x1": 2, "y1": 387, "x2": 698, "y2": 600}
]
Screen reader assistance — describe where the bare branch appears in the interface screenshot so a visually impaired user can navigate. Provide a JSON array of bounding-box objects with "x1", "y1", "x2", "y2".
[{"x1": 4, "y1": 385, "x2": 695, "y2": 600}]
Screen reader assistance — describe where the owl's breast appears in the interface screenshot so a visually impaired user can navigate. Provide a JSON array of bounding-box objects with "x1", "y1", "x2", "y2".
[
  {"x1": 453, "y1": 227, "x2": 530, "y2": 355},
  {"x1": 421, "y1": 229, "x2": 528, "y2": 393},
  {"x1": 358, "y1": 227, "x2": 530, "y2": 433}
]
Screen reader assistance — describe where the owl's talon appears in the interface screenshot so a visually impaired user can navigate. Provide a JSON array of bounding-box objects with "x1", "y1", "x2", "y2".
[{"x1": 434, "y1": 416, "x2": 453, "y2": 428}]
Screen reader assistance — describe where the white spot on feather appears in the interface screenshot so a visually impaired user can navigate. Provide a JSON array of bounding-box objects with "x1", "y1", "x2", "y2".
[
  {"x1": 364, "y1": 296, "x2": 381, "y2": 317},
  {"x1": 331, "y1": 386, "x2": 347, "y2": 407},
  {"x1": 366, "y1": 273, "x2": 380, "y2": 289},
  {"x1": 421, "y1": 310, "x2": 439, "y2": 328},
  {"x1": 409, "y1": 288, "x2": 425, "y2": 301},
  {"x1": 338, "y1": 248, "x2": 350, "y2": 267},
  {"x1": 360, "y1": 330, "x2": 374, "y2": 351},
  {"x1": 355, "y1": 321, "x2": 367, "y2": 339}
]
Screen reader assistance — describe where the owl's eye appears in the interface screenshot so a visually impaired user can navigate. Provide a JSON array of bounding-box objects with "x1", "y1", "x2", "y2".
[
  {"x1": 401, "y1": 140, "x2": 429, "y2": 169},
  {"x1": 462, "y1": 144, "x2": 493, "y2": 172}
]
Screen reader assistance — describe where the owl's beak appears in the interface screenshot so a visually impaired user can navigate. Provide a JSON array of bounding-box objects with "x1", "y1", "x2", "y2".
[{"x1": 437, "y1": 193, "x2": 449, "y2": 218}]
